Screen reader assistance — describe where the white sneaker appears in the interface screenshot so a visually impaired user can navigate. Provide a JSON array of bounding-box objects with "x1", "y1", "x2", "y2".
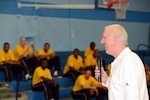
[
  {"x1": 25, "y1": 74, "x2": 32, "y2": 80},
  {"x1": 25, "y1": 74, "x2": 29, "y2": 80},
  {"x1": 53, "y1": 71, "x2": 59, "y2": 77}
]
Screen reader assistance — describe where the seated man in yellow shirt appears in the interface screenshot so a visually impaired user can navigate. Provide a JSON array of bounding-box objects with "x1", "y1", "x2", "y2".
[
  {"x1": 63, "y1": 48, "x2": 84, "y2": 83},
  {"x1": 84, "y1": 49, "x2": 104, "y2": 76},
  {"x1": 84, "y1": 41, "x2": 98, "y2": 60},
  {"x1": 0, "y1": 42, "x2": 21, "y2": 81},
  {"x1": 37, "y1": 42, "x2": 61, "y2": 77},
  {"x1": 32, "y1": 58, "x2": 59, "y2": 100},
  {"x1": 72, "y1": 68, "x2": 107, "y2": 100},
  {"x1": 14, "y1": 36, "x2": 38, "y2": 80}
]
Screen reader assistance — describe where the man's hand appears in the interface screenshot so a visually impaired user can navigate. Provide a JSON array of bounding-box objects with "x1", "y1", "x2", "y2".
[
  {"x1": 95, "y1": 66, "x2": 100, "y2": 80},
  {"x1": 90, "y1": 87, "x2": 98, "y2": 96},
  {"x1": 95, "y1": 66, "x2": 108, "y2": 84},
  {"x1": 50, "y1": 80, "x2": 58, "y2": 87},
  {"x1": 29, "y1": 42, "x2": 35, "y2": 48}
]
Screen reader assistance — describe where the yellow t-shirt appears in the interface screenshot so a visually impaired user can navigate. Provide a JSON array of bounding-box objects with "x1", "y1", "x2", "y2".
[
  {"x1": 84, "y1": 47, "x2": 97, "y2": 59},
  {"x1": 13, "y1": 45, "x2": 33, "y2": 61},
  {"x1": 63, "y1": 54, "x2": 83, "y2": 74},
  {"x1": 37, "y1": 49, "x2": 54, "y2": 60},
  {"x1": 0, "y1": 49, "x2": 16, "y2": 65},
  {"x1": 73, "y1": 75, "x2": 101, "y2": 92},
  {"x1": 84, "y1": 54, "x2": 97, "y2": 68},
  {"x1": 32, "y1": 66, "x2": 52, "y2": 85},
  {"x1": 107, "y1": 64, "x2": 111, "y2": 76}
]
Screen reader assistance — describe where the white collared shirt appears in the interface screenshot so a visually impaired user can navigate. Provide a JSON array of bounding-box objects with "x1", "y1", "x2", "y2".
[{"x1": 105, "y1": 47, "x2": 149, "y2": 100}]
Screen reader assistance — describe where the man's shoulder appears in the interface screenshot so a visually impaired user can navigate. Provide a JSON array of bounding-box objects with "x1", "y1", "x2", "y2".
[
  {"x1": 124, "y1": 49, "x2": 140, "y2": 60},
  {"x1": 38, "y1": 48, "x2": 43, "y2": 52},
  {"x1": 78, "y1": 54, "x2": 83, "y2": 58},
  {"x1": 35, "y1": 66, "x2": 45, "y2": 72},
  {"x1": 68, "y1": 54, "x2": 83, "y2": 60},
  {"x1": 14, "y1": 44, "x2": 27, "y2": 49},
  {"x1": 68, "y1": 54, "x2": 74, "y2": 57},
  {"x1": 78, "y1": 75, "x2": 84, "y2": 79},
  {"x1": 48, "y1": 49, "x2": 54, "y2": 52},
  {"x1": 85, "y1": 47, "x2": 90, "y2": 50},
  {"x1": 14, "y1": 44, "x2": 20, "y2": 48},
  {"x1": 35, "y1": 66, "x2": 41, "y2": 70},
  {"x1": 8, "y1": 49, "x2": 13, "y2": 53},
  {"x1": 0, "y1": 50, "x2": 12, "y2": 54},
  {"x1": 0, "y1": 50, "x2": 4, "y2": 55}
]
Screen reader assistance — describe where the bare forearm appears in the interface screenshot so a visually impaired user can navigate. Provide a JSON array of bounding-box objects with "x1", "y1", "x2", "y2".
[
  {"x1": 82, "y1": 85, "x2": 95, "y2": 90},
  {"x1": 22, "y1": 48, "x2": 29, "y2": 57},
  {"x1": 41, "y1": 76, "x2": 51, "y2": 81},
  {"x1": 32, "y1": 47, "x2": 37, "y2": 56}
]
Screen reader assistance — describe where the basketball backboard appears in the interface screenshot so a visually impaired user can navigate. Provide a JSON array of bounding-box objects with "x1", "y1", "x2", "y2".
[{"x1": 95, "y1": 0, "x2": 130, "y2": 19}]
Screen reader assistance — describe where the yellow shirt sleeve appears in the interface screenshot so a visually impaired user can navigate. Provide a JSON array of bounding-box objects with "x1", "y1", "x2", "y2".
[
  {"x1": 73, "y1": 75, "x2": 85, "y2": 92},
  {"x1": 32, "y1": 67, "x2": 52, "y2": 85},
  {"x1": 67, "y1": 56, "x2": 74, "y2": 67},
  {"x1": 0, "y1": 50, "x2": 5, "y2": 65},
  {"x1": 90, "y1": 76, "x2": 101, "y2": 86},
  {"x1": 84, "y1": 47, "x2": 90, "y2": 58},
  {"x1": 63, "y1": 55, "x2": 73, "y2": 74},
  {"x1": 7, "y1": 50, "x2": 16, "y2": 61}
]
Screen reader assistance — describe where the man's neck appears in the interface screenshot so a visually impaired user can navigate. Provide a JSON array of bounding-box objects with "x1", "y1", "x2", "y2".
[
  {"x1": 4, "y1": 50, "x2": 8, "y2": 53},
  {"x1": 113, "y1": 46, "x2": 127, "y2": 58},
  {"x1": 20, "y1": 44, "x2": 25, "y2": 48}
]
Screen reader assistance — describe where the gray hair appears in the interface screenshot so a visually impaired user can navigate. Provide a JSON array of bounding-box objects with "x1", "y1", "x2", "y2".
[{"x1": 105, "y1": 24, "x2": 128, "y2": 46}]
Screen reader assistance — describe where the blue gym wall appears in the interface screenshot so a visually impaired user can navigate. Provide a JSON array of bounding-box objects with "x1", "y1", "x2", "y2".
[{"x1": 0, "y1": 0, "x2": 150, "y2": 51}]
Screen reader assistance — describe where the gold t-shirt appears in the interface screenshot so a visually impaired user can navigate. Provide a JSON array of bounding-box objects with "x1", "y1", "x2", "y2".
[
  {"x1": 63, "y1": 54, "x2": 83, "y2": 74},
  {"x1": 37, "y1": 49, "x2": 54, "y2": 60},
  {"x1": 73, "y1": 75, "x2": 101, "y2": 92},
  {"x1": 32, "y1": 66, "x2": 52, "y2": 85}
]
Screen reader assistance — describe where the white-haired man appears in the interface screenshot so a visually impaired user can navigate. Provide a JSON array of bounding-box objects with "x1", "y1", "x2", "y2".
[{"x1": 95, "y1": 24, "x2": 149, "y2": 100}]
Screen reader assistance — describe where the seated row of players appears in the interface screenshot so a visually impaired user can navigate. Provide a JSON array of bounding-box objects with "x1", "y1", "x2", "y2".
[
  {"x1": 0, "y1": 36, "x2": 61, "y2": 81},
  {"x1": 32, "y1": 58, "x2": 107, "y2": 100},
  {"x1": 0, "y1": 36, "x2": 98, "y2": 82}
]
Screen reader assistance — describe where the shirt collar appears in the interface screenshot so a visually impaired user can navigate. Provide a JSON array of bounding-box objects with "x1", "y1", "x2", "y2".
[{"x1": 112, "y1": 47, "x2": 130, "y2": 65}]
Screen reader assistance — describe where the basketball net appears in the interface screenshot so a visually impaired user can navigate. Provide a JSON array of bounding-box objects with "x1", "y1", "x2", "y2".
[{"x1": 107, "y1": 0, "x2": 130, "y2": 19}]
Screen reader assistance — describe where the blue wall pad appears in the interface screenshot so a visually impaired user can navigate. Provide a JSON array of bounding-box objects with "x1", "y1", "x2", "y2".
[{"x1": 53, "y1": 77, "x2": 73, "y2": 87}]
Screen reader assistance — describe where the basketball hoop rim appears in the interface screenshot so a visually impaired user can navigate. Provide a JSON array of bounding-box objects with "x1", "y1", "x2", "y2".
[
  {"x1": 108, "y1": 1, "x2": 129, "y2": 4},
  {"x1": 107, "y1": 0, "x2": 130, "y2": 9}
]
